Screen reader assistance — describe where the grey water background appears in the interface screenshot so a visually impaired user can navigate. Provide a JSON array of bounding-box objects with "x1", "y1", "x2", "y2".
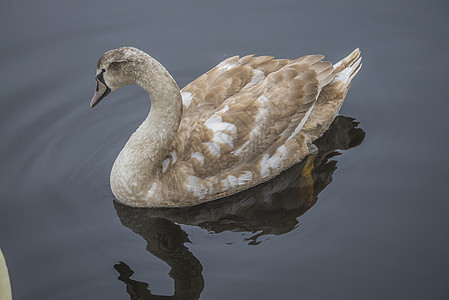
[{"x1": 1, "y1": 0, "x2": 448, "y2": 299}]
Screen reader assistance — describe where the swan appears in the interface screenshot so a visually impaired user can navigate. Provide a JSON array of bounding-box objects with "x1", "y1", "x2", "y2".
[
  {"x1": 0, "y1": 249, "x2": 12, "y2": 300},
  {"x1": 90, "y1": 47, "x2": 361, "y2": 207}
]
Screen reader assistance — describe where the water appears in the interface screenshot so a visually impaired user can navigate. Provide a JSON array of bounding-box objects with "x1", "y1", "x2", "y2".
[{"x1": 1, "y1": 1, "x2": 448, "y2": 299}]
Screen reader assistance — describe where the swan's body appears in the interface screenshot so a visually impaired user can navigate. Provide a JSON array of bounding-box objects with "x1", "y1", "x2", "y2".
[{"x1": 91, "y1": 47, "x2": 361, "y2": 207}]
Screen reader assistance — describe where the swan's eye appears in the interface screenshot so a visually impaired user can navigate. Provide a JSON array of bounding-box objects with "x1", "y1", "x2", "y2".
[{"x1": 96, "y1": 69, "x2": 107, "y2": 86}]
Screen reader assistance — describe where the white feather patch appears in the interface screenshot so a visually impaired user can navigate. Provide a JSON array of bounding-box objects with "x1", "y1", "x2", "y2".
[
  {"x1": 204, "y1": 115, "x2": 237, "y2": 152},
  {"x1": 245, "y1": 69, "x2": 265, "y2": 88},
  {"x1": 204, "y1": 141, "x2": 221, "y2": 156},
  {"x1": 238, "y1": 171, "x2": 253, "y2": 185},
  {"x1": 217, "y1": 104, "x2": 230, "y2": 114},
  {"x1": 181, "y1": 92, "x2": 193, "y2": 108},
  {"x1": 213, "y1": 131, "x2": 234, "y2": 148},
  {"x1": 258, "y1": 94, "x2": 270, "y2": 104},
  {"x1": 191, "y1": 152, "x2": 204, "y2": 165},
  {"x1": 260, "y1": 146, "x2": 288, "y2": 178},
  {"x1": 331, "y1": 57, "x2": 361, "y2": 88},
  {"x1": 220, "y1": 178, "x2": 230, "y2": 191},
  {"x1": 204, "y1": 115, "x2": 237, "y2": 134},
  {"x1": 227, "y1": 175, "x2": 238, "y2": 189},
  {"x1": 186, "y1": 176, "x2": 208, "y2": 199},
  {"x1": 333, "y1": 60, "x2": 342, "y2": 69},
  {"x1": 277, "y1": 145, "x2": 287, "y2": 156},
  {"x1": 260, "y1": 154, "x2": 270, "y2": 178},
  {"x1": 170, "y1": 151, "x2": 177, "y2": 163},
  {"x1": 207, "y1": 183, "x2": 214, "y2": 193},
  {"x1": 162, "y1": 158, "x2": 170, "y2": 173},
  {"x1": 332, "y1": 67, "x2": 351, "y2": 85},
  {"x1": 147, "y1": 182, "x2": 157, "y2": 198},
  {"x1": 218, "y1": 60, "x2": 238, "y2": 71}
]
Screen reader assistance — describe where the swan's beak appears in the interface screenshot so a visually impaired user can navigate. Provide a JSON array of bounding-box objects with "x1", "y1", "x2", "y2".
[{"x1": 90, "y1": 79, "x2": 111, "y2": 108}]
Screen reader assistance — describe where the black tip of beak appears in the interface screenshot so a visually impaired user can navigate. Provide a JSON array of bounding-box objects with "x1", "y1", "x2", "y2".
[
  {"x1": 90, "y1": 69, "x2": 111, "y2": 108},
  {"x1": 91, "y1": 80, "x2": 111, "y2": 108}
]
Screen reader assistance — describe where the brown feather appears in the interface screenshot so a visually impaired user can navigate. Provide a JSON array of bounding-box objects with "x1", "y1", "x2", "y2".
[{"x1": 156, "y1": 50, "x2": 362, "y2": 206}]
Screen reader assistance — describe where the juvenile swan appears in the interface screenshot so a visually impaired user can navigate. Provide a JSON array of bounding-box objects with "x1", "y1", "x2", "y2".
[{"x1": 90, "y1": 47, "x2": 361, "y2": 207}]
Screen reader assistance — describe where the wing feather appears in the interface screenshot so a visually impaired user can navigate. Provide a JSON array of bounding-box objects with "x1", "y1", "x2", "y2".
[
  {"x1": 165, "y1": 54, "x2": 336, "y2": 184},
  {"x1": 148, "y1": 50, "x2": 362, "y2": 205}
]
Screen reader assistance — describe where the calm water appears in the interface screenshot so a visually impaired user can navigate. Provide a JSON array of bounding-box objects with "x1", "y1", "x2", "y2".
[{"x1": 1, "y1": 1, "x2": 449, "y2": 299}]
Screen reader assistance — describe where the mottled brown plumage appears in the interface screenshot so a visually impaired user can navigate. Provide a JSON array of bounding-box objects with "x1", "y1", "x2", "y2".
[{"x1": 91, "y1": 47, "x2": 361, "y2": 207}]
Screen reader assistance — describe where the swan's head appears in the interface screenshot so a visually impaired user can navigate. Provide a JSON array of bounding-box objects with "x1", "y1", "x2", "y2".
[{"x1": 90, "y1": 47, "x2": 146, "y2": 108}]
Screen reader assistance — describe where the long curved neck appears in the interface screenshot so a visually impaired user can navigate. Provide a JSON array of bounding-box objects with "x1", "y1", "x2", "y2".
[
  {"x1": 111, "y1": 55, "x2": 182, "y2": 198},
  {"x1": 133, "y1": 56, "x2": 182, "y2": 166}
]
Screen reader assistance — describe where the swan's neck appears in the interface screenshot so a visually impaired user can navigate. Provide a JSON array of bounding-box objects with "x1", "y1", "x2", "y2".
[{"x1": 111, "y1": 56, "x2": 182, "y2": 199}]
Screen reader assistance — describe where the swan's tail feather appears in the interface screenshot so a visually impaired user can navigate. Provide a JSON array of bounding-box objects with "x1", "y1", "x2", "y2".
[
  {"x1": 331, "y1": 48, "x2": 362, "y2": 90},
  {"x1": 300, "y1": 49, "x2": 361, "y2": 142}
]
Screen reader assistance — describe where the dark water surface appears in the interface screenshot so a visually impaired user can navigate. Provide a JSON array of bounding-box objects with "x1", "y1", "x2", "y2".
[{"x1": 1, "y1": 1, "x2": 449, "y2": 299}]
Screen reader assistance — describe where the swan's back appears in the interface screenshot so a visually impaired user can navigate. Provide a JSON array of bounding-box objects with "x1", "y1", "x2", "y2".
[{"x1": 154, "y1": 49, "x2": 361, "y2": 206}]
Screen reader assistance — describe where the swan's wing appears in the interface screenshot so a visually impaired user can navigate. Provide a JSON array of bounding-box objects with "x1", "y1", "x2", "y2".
[
  {"x1": 158, "y1": 51, "x2": 361, "y2": 205},
  {"x1": 180, "y1": 55, "x2": 290, "y2": 119},
  {"x1": 170, "y1": 55, "x2": 290, "y2": 155},
  {"x1": 182, "y1": 55, "x2": 334, "y2": 178}
]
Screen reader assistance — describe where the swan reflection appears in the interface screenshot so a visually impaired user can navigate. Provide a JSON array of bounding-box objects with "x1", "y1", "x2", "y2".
[{"x1": 114, "y1": 116, "x2": 365, "y2": 299}]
